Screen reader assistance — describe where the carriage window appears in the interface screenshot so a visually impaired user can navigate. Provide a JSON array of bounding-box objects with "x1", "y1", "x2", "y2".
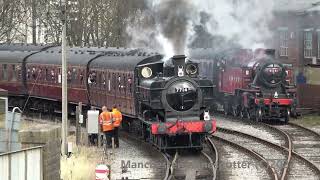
[
  {"x1": 113, "y1": 73, "x2": 116, "y2": 91},
  {"x1": 97, "y1": 72, "x2": 102, "y2": 88},
  {"x1": 27, "y1": 68, "x2": 30, "y2": 80},
  {"x1": 2, "y1": 64, "x2": 7, "y2": 80},
  {"x1": 118, "y1": 75, "x2": 121, "y2": 91},
  {"x1": 80, "y1": 72, "x2": 84, "y2": 85},
  {"x1": 71, "y1": 68, "x2": 77, "y2": 83},
  {"x1": 102, "y1": 72, "x2": 106, "y2": 88},
  {"x1": 17, "y1": 65, "x2": 21, "y2": 80},
  {"x1": 32, "y1": 67, "x2": 37, "y2": 80},
  {"x1": 123, "y1": 74, "x2": 127, "y2": 94},
  {"x1": 45, "y1": 68, "x2": 48, "y2": 81},
  {"x1": 67, "y1": 69, "x2": 72, "y2": 83},
  {"x1": 108, "y1": 73, "x2": 111, "y2": 91},
  {"x1": 88, "y1": 71, "x2": 97, "y2": 85},
  {"x1": 128, "y1": 78, "x2": 132, "y2": 94},
  {"x1": 38, "y1": 68, "x2": 42, "y2": 81},
  {"x1": 51, "y1": 69, "x2": 56, "y2": 82},
  {"x1": 11, "y1": 65, "x2": 16, "y2": 81}
]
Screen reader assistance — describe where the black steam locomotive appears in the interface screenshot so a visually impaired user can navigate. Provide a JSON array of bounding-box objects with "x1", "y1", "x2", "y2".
[
  {"x1": 137, "y1": 55, "x2": 216, "y2": 149},
  {"x1": 240, "y1": 58, "x2": 297, "y2": 122},
  {"x1": 190, "y1": 48, "x2": 297, "y2": 123}
]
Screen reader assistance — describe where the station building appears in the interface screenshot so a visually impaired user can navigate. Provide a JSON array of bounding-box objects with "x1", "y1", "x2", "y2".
[{"x1": 270, "y1": 0, "x2": 320, "y2": 111}]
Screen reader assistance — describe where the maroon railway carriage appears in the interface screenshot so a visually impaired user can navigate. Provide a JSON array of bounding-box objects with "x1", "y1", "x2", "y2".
[
  {"x1": 0, "y1": 44, "x2": 54, "y2": 108},
  {"x1": 191, "y1": 48, "x2": 297, "y2": 123},
  {"x1": 0, "y1": 45, "x2": 139, "y2": 114},
  {"x1": 0, "y1": 44, "x2": 216, "y2": 149}
]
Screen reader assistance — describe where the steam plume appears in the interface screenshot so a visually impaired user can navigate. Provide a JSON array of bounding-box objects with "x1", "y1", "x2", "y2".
[{"x1": 126, "y1": 0, "x2": 276, "y2": 58}]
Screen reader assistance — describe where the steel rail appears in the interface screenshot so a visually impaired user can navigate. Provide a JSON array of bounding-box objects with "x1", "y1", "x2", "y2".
[
  {"x1": 165, "y1": 151, "x2": 178, "y2": 180},
  {"x1": 217, "y1": 126, "x2": 320, "y2": 179},
  {"x1": 162, "y1": 152, "x2": 172, "y2": 180},
  {"x1": 288, "y1": 122, "x2": 320, "y2": 139},
  {"x1": 210, "y1": 135, "x2": 278, "y2": 180},
  {"x1": 205, "y1": 137, "x2": 219, "y2": 180},
  {"x1": 259, "y1": 124, "x2": 292, "y2": 180}
]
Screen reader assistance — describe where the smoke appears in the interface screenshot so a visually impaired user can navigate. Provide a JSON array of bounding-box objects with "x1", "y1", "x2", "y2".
[
  {"x1": 154, "y1": 0, "x2": 195, "y2": 54},
  {"x1": 193, "y1": 0, "x2": 275, "y2": 50},
  {"x1": 126, "y1": 0, "x2": 196, "y2": 58},
  {"x1": 126, "y1": 0, "x2": 276, "y2": 58}
]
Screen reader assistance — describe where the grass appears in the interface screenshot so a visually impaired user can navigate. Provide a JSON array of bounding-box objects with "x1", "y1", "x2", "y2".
[
  {"x1": 61, "y1": 136, "x2": 104, "y2": 180},
  {"x1": 292, "y1": 114, "x2": 320, "y2": 127},
  {"x1": 0, "y1": 114, "x2": 4, "y2": 128},
  {"x1": 20, "y1": 120, "x2": 38, "y2": 130},
  {"x1": 0, "y1": 120, "x2": 4, "y2": 128}
]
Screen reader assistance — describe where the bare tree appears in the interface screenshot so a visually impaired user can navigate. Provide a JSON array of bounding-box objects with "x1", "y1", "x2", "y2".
[{"x1": 0, "y1": 0, "x2": 147, "y2": 46}]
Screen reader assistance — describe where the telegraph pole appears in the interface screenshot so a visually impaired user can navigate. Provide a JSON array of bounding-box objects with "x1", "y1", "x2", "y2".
[{"x1": 61, "y1": 0, "x2": 68, "y2": 156}]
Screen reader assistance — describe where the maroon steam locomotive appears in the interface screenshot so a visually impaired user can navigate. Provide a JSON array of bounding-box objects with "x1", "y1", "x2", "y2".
[
  {"x1": 191, "y1": 48, "x2": 297, "y2": 123},
  {"x1": 0, "y1": 44, "x2": 216, "y2": 149}
]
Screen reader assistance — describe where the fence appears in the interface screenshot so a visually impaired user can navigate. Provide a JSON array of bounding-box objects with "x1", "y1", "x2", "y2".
[{"x1": 0, "y1": 146, "x2": 43, "y2": 180}]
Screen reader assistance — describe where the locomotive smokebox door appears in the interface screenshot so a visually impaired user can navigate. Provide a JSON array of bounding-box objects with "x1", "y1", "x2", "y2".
[{"x1": 172, "y1": 55, "x2": 186, "y2": 77}]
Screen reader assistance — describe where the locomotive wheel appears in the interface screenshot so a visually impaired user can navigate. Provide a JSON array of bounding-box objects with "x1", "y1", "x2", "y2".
[
  {"x1": 290, "y1": 108, "x2": 298, "y2": 118},
  {"x1": 232, "y1": 106, "x2": 237, "y2": 117},
  {"x1": 245, "y1": 109, "x2": 251, "y2": 120},
  {"x1": 223, "y1": 103, "x2": 228, "y2": 116},
  {"x1": 284, "y1": 116, "x2": 289, "y2": 124},
  {"x1": 255, "y1": 108, "x2": 263, "y2": 122},
  {"x1": 284, "y1": 108, "x2": 290, "y2": 124},
  {"x1": 240, "y1": 110, "x2": 244, "y2": 119}
]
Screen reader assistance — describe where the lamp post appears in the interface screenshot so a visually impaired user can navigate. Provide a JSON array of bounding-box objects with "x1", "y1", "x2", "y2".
[
  {"x1": 48, "y1": 0, "x2": 78, "y2": 155},
  {"x1": 61, "y1": 0, "x2": 68, "y2": 156}
]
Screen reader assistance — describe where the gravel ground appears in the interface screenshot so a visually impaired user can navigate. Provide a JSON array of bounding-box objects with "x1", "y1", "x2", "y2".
[
  {"x1": 172, "y1": 151, "x2": 212, "y2": 179},
  {"x1": 216, "y1": 115, "x2": 285, "y2": 146},
  {"x1": 274, "y1": 124, "x2": 320, "y2": 172},
  {"x1": 212, "y1": 138, "x2": 270, "y2": 180},
  {"x1": 291, "y1": 115, "x2": 320, "y2": 134},
  {"x1": 215, "y1": 131, "x2": 287, "y2": 177},
  {"x1": 107, "y1": 136, "x2": 166, "y2": 179},
  {"x1": 287, "y1": 158, "x2": 320, "y2": 180}
]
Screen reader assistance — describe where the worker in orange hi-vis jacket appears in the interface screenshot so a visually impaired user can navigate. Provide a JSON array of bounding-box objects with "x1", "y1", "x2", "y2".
[
  {"x1": 112, "y1": 105, "x2": 122, "y2": 148},
  {"x1": 100, "y1": 106, "x2": 114, "y2": 148}
]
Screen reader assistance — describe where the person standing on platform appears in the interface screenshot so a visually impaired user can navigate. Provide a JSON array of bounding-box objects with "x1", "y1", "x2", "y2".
[
  {"x1": 112, "y1": 105, "x2": 123, "y2": 148},
  {"x1": 100, "y1": 106, "x2": 114, "y2": 148}
]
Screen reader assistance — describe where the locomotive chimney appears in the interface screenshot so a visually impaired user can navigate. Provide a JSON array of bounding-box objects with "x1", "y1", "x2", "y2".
[
  {"x1": 265, "y1": 49, "x2": 275, "y2": 59},
  {"x1": 172, "y1": 55, "x2": 186, "y2": 77}
]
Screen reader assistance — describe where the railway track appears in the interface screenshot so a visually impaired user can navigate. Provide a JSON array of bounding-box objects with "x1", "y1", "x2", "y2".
[
  {"x1": 210, "y1": 134, "x2": 277, "y2": 180},
  {"x1": 164, "y1": 138, "x2": 217, "y2": 180},
  {"x1": 272, "y1": 123, "x2": 320, "y2": 177},
  {"x1": 216, "y1": 115, "x2": 287, "y2": 146},
  {"x1": 117, "y1": 132, "x2": 171, "y2": 179},
  {"x1": 215, "y1": 116, "x2": 320, "y2": 179}
]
